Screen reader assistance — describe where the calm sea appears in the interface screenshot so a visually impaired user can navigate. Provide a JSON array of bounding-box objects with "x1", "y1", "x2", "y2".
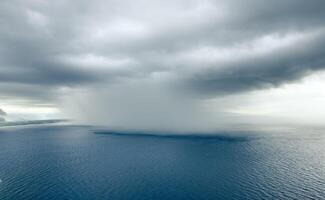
[{"x1": 0, "y1": 124, "x2": 324, "y2": 199}]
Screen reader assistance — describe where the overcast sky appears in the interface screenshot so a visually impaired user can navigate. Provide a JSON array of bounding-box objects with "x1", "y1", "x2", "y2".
[{"x1": 1, "y1": 0, "x2": 325, "y2": 130}]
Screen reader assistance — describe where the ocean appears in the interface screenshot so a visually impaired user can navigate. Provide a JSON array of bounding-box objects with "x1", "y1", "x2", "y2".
[{"x1": 0, "y1": 124, "x2": 324, "y2": 199}]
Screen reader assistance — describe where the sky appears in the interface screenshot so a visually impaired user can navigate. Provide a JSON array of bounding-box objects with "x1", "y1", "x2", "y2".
[{"x1": 0, "y1": 0, "x2": 325, "y2": 130}]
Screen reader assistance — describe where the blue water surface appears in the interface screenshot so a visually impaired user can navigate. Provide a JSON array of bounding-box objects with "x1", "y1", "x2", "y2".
[{"x1": 0, "y1": 124, "x2": 324, "y2": 200}]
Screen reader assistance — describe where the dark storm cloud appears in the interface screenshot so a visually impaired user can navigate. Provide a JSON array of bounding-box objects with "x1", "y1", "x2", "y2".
[
  {"x1": 186, "y1": 31, "x2": 325, "y2": 96},
  {"x1": 1, "y1": 0, "x2": 325, "y2": 104}
]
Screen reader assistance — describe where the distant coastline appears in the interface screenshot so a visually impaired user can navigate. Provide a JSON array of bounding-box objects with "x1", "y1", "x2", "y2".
[
  {"x1": 0, "y1": 119, "x2": 68, "y2": 127},
  {"x1": 0, "y1": 108, "x2": 6, "y2": 122}
]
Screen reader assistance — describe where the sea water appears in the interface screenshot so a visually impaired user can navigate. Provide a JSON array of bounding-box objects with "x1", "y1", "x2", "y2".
[{"x1": 0, "y1": 124, "x2": 324, "y2": 199}]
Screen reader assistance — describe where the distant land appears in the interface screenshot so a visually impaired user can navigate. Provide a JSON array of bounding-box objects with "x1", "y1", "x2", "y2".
[
  {"x1": 0, "y1": 108, "x2": 6, "y2": 122},
  {"x1": 0, "y1": 108, "x2": 6, "y2": 116},
  {"x1": 0, "y1": 119, "x2": 68, "y2": 127},
  {"x1": 0, "y1": 108, "x2": 68, "y2": 126}
]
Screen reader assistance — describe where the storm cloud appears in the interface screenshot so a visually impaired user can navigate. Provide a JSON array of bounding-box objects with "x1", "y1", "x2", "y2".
[{"x1": 1, "y1": 0, "x2": 325, "y2": 129}]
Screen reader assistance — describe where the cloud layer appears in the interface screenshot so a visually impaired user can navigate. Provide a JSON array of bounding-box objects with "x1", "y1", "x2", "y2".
[{"x1": 1, "y1": 0, "x2": 325, "y2": 129}]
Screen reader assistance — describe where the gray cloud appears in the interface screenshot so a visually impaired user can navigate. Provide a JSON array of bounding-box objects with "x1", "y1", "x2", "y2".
[
  {"x1": 0, "y1": 108, "x2": 6, "y2": 116},
  {"x1": 185, "y1": 30, "x2": 325, "y2": 96},
  {"x1": 1, "y1": 0, "x2": 325, "y2": 128}
]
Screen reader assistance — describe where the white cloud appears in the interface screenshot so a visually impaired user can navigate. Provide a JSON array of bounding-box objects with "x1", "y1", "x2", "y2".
[
  {"x1": 60, "y1": 53, "x2": 137, "y2": 71},
  {"x1": 26, "y1": 9, "x2": 48, "y2": 28},
  {"x1": 225, "y1": 71, "x2": 325, "y2": 125}
]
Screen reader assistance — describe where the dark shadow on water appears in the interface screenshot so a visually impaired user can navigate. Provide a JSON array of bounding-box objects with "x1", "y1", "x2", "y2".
[{"x1": 93, "y1": 130, "x2": 256, "y2": 142}]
